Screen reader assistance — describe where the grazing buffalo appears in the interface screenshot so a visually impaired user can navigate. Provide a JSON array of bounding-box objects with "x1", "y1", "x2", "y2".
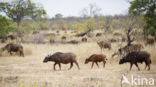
[
  {"x1": 0, "y1": 36, "x2": 7, "y2": 43},
  {"x1": 119, "y1": 51, "x2": 151, "y2": 71},
  {"x1": 85, "y1": 54, "x2": 107, "y2": 68},
  {"x1": 56, "y1": 30, "x2": 59, "y2": 34},
  {"x1": 32, "y1": 31, "x2": 39, "y2": 34},
  {"x1": 109, "y1": 38, "x2": 118, "y2": 43},
  {"x1": 145, "y1": 36, "x2": 155, "y2": 45},
  {"x1": 2, "y1": 43, "x2": 24, "y2": 57},
  {"x1": 81, "y1": 37, "x2": 87, "y2": 42},
  {"x1": 61, "y1": 36, "x2": 66, "y2": 40},
  {"x1": 49, "y1": 38, "x2": 55, "y2": 44},
  {"x1": 7, "y1": 34, "x2": 16, "y2": 40},
  {"x1": 43, "y1": 52, "x2": 80, "y2": 70},
  {"x1": 67, "y1": 40, "x2": 79, "y2": 44},
  {"x1": 96, "y1": 33, "x2": 102, "y2": 37},
  {"x1": 97, "y1": 41, "x2": 111, "y2": 52},
  {"x1": 121, "y1": 37, "x2": 126, "y2": 42}
]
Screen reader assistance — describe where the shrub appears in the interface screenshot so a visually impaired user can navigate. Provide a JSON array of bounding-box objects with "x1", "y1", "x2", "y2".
[{"x1": 0, "y1": 15, "x2": 16, "y2": 38}]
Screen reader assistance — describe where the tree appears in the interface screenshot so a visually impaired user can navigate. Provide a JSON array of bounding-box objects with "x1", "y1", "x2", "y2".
[
  {"x1": 55, "y1": 13, "x2": 63, "y2": 19},
  {"x1": 80, "y1": 3, "x2": 102, "y2": 18},
  {"x1": 0, "y1": 0, "x2": 46, "y2": 27},
  {"x1": 0, "y1": 15, "x2": 16, "y2": 38},
  {"x1": 123, "y1": 16, "x2": 138, "y2": 46},
  {"x1": 129, "y1": 0, "x2": 156, "y2": 37}
]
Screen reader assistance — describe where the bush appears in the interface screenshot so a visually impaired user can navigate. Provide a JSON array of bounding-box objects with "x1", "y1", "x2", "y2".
[
  {"x1": 148, "y1": 26, "x2": 155, "y2": 36},
  {"x1": 38, "y1": 20, "x2": 50, "y2": 30},
  {"x1": 0, "y1": 15, "x2": 16, "y2": 38},
  {"x1": 20, "y1": 21, "x2": 38, "y2": 34}
]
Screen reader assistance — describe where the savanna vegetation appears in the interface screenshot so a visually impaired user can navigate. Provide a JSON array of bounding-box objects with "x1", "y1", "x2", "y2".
[{"x1": 0, "y1": 0, "x2": 156, "y2": 87}]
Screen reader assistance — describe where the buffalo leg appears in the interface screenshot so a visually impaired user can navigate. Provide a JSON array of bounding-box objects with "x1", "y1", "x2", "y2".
[
  {"x1": 53, "y1": 63, "x2": 57, "y2": 70},
  {"x1": 9, "y1": 51, "x2": 12, "y2": 55},
  {"x1": 58, "y1": 63, "x2": 61, "y2": 70},
  {"x1": 144, "y1": 65, "x2": 147, "y2": 70},
  {"x1": 103, "y1": 60, "x2": 106, "y2": 68},
  {"x1": 144, "y1": 62, "x2": 147, "y2": 70},
  {"x1": 74, "y1": 61, "x2": 80, "y2": 70},
  {"x1": 91, "y1": 62, "x2": 94, "y2": 69},
  {"x1": 134, "y1": 63, "x2": 140, "y2": 71},
  {"x1": 130, "y1": 63, "x2": 133, "y2": 70},
  {"x1": 20, "y1": 51, "x2": 24, "y2": 57},
  {"x1": 68, "y1": 62, "x2": 73, "y2": 70},
  {"x1": 95, "y1": 62, "x2": 99, "y2": 68},
  {"x1": 148, "y1": 64, "x2": 150, "y2": 71}
]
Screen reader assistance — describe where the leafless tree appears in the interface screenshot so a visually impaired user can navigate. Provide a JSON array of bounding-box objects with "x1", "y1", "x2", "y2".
[{"x1": 80, "y1": 3, "x2": 102, "y2": 18}]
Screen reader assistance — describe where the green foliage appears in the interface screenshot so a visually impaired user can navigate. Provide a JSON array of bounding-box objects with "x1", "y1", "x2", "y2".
[
  {"x1": 70, "y1": 18, "x2": 97, "y2": 31},
  {"x1": 71, "y1": 23, "x2": 86, "y2": 31},
  {"x1": 84, "y1": 18, "x2": 96, "y2": 30},
  {"x1": 96, "y1": 20, "x2": 105, "y2": 29},
  {"x1": 38, "y1": 19, "x2": 50, "y2": 30},
  {"x1": 20, "y1": 20, "x2": 38, "y2": 34},
  {"x1": 148, "y1": 26, "x2": 155, "y2": 36},
  {"x1": 0, "y1": 0, "x2": 46, "y2": 26},
  {"x1": 0, "y1": 15, "x2": 16, "y2": 38},
  {"x1": 129, "y1": 0, "x2": 156, "y2": 36}
]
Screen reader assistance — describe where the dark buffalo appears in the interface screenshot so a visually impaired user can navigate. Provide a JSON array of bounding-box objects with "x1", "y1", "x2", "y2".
[
  {"x1": 145, "y1": 36, "x2": 155, "y2": 45},
  {"x1": 85, "y1": 54, "x2": 107, "y2": 68},
  {"x1": 81, "y1": 37, "x2": 87, "y2": 42},
  {"x1": 7, "y1": 34, "x2": 16, "y2": 40},
  {"x1": 119, "y1": 51, "x2": 151, "y2": 71},
  {"x1": 49, "y1": 38, "x2": 55, "y2": 44},
  {"x1": 43, "y1": 52, "x2": 80, "y2": 70},
  {"x1": 67, "y1": 40, "x2": 79, "y2": 44},
  {"x1": 96, "y1": 33, "x2": 102, "y2": 37},
  {"x1": 32, "y1": 31, "x2": 39, "y2": 34},
  {"x1": 2, "y1": 43, "x2": 24, "y2": 57},
  {"x1": 61, "y1": 36, "x2": 66, "y2": 40}
]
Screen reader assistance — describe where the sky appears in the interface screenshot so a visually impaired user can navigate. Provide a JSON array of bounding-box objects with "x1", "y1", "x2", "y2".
[
  {"x1": 33, "y1": 0, "x2": 130, "y2": 17},
  {"x1": 1, "y1": 0, "x2": 131, "y2": 17}
]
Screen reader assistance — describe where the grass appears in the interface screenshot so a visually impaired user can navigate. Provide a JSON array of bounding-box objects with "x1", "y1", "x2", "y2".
[
  {"x1": 0, "y1": 42, "x2": 155, "y2": 87},
  {"x1": 0, "y1": 30, "x2": 156, "y2": 87}
]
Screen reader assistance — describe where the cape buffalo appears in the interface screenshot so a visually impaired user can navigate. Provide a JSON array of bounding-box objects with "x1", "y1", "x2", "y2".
[
  {"x1": 43, "y1": 52, "x2": 80, "y2": 70},
  {"x1": 97, "y1": 41, "x2": 111, "y2": 52},
  {"x1": 2, "y1": 43, "x2": 24, "y2": 57},
  {"x1": 81, "y1": 37, "x2": 87, "y2": 42},
  {"x1": 85, "y1": 54, "x2": 107, "y2": 68},
  {"x1": 119, "y1": 51, "x2": 151, "y2": 71}
]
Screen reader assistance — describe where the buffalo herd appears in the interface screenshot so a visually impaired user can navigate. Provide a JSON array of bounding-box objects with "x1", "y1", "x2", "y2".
[
  {"x1": 0, "y1": 32, "x2": 154, "y2": 71},
  {"x1": 0, "y1": 41, "x2": 153, "y2": 71}
]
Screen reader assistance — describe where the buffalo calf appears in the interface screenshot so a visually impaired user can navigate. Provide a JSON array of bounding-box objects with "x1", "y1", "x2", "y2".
[{"x1": 85, "y1": 54, "x2": 107, "y2": 68}]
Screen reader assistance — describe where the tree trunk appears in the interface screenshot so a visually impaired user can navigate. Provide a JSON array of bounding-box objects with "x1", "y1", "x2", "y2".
[
  {"x1": 155, "y1": 28, "x2": 156, "y2": 40},
  {"x1": 16, "y1": 21, "x2": 21, "y2": 44}
]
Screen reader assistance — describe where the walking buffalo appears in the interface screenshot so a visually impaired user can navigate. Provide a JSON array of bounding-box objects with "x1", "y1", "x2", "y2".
[
  {"x1": 119, "y1": 51, "x2": 151, "y2": 71},
  {"x1": 2, "y1": 43, "x2": 24, "y2": 57},
  {"x1": 85, "y1": 54, "x2": 107, "y2": 68},
  {"x1": 43, "y1": 52, "x2": 80, "y2": 70}
]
